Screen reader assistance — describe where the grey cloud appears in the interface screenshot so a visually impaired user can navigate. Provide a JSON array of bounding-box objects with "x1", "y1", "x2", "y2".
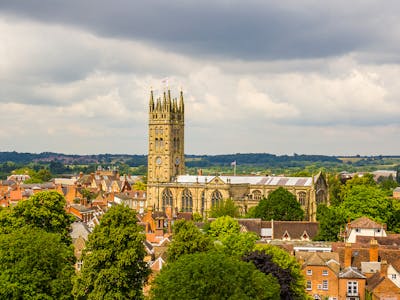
[{"x1": 0, "y1": 0, "x2": 396, "y2": 61}]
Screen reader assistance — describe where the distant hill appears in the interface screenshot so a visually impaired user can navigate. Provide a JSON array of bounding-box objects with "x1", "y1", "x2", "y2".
[{"x1": 0, "y1": 151, "x2": 399, "y2": 168}]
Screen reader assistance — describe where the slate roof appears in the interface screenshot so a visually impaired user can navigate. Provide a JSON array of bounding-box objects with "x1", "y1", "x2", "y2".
[
  {"x1": 0, "y1": 180, "x2": 16, "y2": 186},
  {"x1": 70, "y1": 221, "x2": 90, "y2": 241},
  {"x1": 176, "y1": 175, "x2": 313, "y2": 186},
  {"x1": 20, "y1": 182, "x2": 56, "y2": 189},
  {"x1": 53, "y1": 178, "x2": 76, "y2": 185},
  {"x1": 70, "y1": 204, "x2": 97, "y2": 213}
]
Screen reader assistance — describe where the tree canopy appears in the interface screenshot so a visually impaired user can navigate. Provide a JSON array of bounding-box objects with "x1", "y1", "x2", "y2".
[
  {"x1": 0, "y1": 191, "x2": 75, "y2": 243},
  {"x1": 167, "y1": 220, "x2": 212, "y2": 262},
  {"x1": 0, "y1": 227, "x2": 75, "y2": 299},
  {"x1": 150, "y1": 251, "x2": 280, "y2": 300},
  {"x1": 207, "y1": 215, "x2": 240, "y2": 238},
  {"x1": 251, "y1": 244, "x2": 307, "y2": 300},
  {"x1": 250, "y1": 187, "x2": 304, "y2": 221},
  {"x1": 209, "y1": 198, "x2": 240, "y2": 218},
  {"x1": 207, "y1": 216, "x2": 257, "y2": 257},
  {"x1": 73, "y1": 205, "x2": 150, "y2": 300}
]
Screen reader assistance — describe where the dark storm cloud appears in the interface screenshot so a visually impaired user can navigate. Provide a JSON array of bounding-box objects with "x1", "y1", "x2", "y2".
[{"x1": 0, "y1": 0, "x2": 393, "y2": 60}]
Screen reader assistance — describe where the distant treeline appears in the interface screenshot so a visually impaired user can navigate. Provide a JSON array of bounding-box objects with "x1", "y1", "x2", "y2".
[
  {"x1": 1, "y1": 151, "x2": 399, "y2": 167},
  {"x1": 185, "y1": 153, "x2": 341, "y2": 168}
]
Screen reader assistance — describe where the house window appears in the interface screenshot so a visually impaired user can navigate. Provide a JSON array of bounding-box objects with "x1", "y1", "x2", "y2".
[
  {"x1": 355, "y1": 228, "x2": 360, "y2": 233},
  {"x1": 77, "y1": 260, "x2": 83, "y2": 271},
  {"x1": 322, "y1": 280, "x2": 328, "y2": 290},
  {"x1": 322, "y1": 270, "x2": 328, "y2": 276},
  {"x1": 307, "y1": 269, "x2": 312, "y2": 275},
  {"x1": 391, "y1": 274, "x2": 397, "y2": 280},
  {"x1": 347, "y1": 281, "x2": 358, "y2": 296},
  {"x1": 306, "y1": 280, "x2": 312, "y2": 290}
]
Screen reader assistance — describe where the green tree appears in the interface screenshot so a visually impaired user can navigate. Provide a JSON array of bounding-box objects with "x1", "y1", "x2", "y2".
[
  {"x1": 207, "y1": 216, "x2": 257, "y2": 257},
  {"x1": 341, "y1": 185, "x2": 391, "y2": 226},
  {"x1": 314, "y1": 204, "x2": 347, "y2": 241},
  {"x1": 73, "y1": 205, "x2": 150, "y2": 300},
  {"x1": 377, "y1": 175, "x2": 398, "y2": 194},
  {"x1": 0, "y1": 191, "x2": 75, "y2": 243},
  {"x1": 327, "y1": 173, "x2": 342, "y2": 206},
  {"x1": 80, "y1": 188, "x2": 98, "y2": 204},
  {"x1": 252, "y1": 187, "x2": 304, "y2": 221},
  {"x1": 339, "y1": 173, "x2": 376, "y2": 200},
  {"x1": 0, "y1": 227, "x2": 75, "y2": 299},
  {"x1": 209, "y1": 198, "x2": 240, "y2": 218},
  {"x1": 150, "y1": 252, "x2": 280, "y2": 300},
  {"x1": 252, "y1": 244, "x2": 307, "y2": 300},
  {"x1": 133, "y1": 181, "x2": 147, "y2": 191},
  {"x1": 167, "y1": 220, "x2": 213, "y2": 262},
  {"x1": 207, "y1": 215, "x2": 240, "y2": 238}
]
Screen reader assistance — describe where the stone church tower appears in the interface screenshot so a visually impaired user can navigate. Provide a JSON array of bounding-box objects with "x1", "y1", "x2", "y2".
[{"x1": 147, "y1": 89, "x2": 185, "y2": 209}]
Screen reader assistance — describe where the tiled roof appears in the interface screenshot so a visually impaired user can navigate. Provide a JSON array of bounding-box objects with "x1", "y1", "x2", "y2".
[
  {"x1": 176, "y1": 175, "x2": 313, "y2": 187},
  {"x1": 238, "y1": 219, "x2": 262, "y2": 235},
  {"x1": 339, "y1": 267, "x2": 366, "y2": 279},
  {"x1": 333, "y1": 242, "x2": 400, "y2": 269},
  {"x1": 350, "y1": 217, "x2": 384, "y2": 229},
  {"x1": 269, "y1": 221, "x2": 319, "y2": 240},
  {"x1": 356, "y1": 234, "x2": 400, "y2": 246},
  {"x1": 0, "y1": 180, "x2": 16, "y2": 186},
  {"x1": 297, "y1": 251, "x2": 339, "y2": 271},
  {"x1": 176, "y1": 212, "x2": 192, "y2": 221}
]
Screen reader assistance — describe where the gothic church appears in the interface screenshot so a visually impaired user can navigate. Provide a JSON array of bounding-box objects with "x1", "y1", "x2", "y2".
[{"x1": 146, "y1": 89, "x2": 328, "y2": 221}]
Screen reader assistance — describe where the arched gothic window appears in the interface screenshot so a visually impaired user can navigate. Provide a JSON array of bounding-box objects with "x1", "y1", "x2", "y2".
[
  {"x1": 162, "y1": 188, "x2": 173, "y2": 210},
  {"x1": 211, "y1": 190, "x2": 223, "y2": 207},
  {"x1": 298, "y1": 192, "x2": 307, "y2": 206},
  {"x1": 181, "y1": 188, "x2": 193, "y2": 212}
]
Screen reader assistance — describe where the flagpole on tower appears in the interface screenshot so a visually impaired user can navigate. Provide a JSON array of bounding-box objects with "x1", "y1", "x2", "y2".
[{"x1": 231, "y1": 160, "x2": 237, "y2": 176}]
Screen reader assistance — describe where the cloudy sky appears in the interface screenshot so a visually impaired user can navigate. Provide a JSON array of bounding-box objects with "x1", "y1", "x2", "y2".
[{"x1": 1, "y1": 1, "x2": 399, "y2": 155}]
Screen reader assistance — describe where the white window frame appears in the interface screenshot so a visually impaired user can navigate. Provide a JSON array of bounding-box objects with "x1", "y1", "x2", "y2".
[
  {"x1": 391, "y1": 274, "x2": 397, "y2": 280},
  {"x1": 307, "y1": 269, "x2": 312, "y2": 275},
  {"x1": 347, "y1": 281, "x2": 358, "y2": 296},
  {"x1": 306, "y1": 280, "x2": 312, "y2": 290},
  {"x1": 322, "y1": 270, "x2": 328, "y2": 276},
  {"x1": 322, "y1": 280, "x2": 328, "y2": 290}
]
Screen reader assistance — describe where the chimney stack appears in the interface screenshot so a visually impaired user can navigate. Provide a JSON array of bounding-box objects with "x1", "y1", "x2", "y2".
[
  {"x1": 369, "y1": 239, "x2": 379, "y2": 262},
  {"x1": 344, "y1": 242, "x2": 352, "y2": 268}
]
